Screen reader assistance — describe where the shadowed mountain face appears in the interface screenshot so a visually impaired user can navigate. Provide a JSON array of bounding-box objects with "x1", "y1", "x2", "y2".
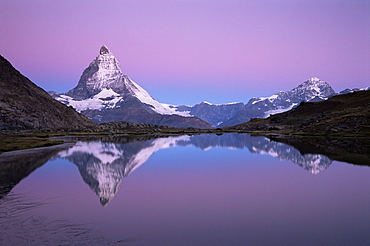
[
  {"x1": 55, "y1": 134, "x2": 334, "y2": 206},
  {"x1": 0, "y1": 55, "x2": 96, "y2": 131},
  {"x1": 176, "y1": 102, "x2": 246, "y2": 127}
]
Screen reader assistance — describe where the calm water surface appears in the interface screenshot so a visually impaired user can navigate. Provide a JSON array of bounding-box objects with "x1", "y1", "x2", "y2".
[{"x1": 0, "y1": 133, "x2": 369, "y2": 245}]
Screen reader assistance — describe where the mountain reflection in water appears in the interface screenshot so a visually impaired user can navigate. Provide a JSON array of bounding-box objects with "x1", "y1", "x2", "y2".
[
  {"x1": 56, "y1": 134, "x2": 332, "y2": 206},
  {"x1": 57, "y1": 136, "x2": 190, "y2": 206}
]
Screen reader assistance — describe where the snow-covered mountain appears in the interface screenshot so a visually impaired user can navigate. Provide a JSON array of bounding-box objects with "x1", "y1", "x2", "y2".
[
  {"x1": 247, "y1": 77, "x2": 335, "y2": 115},
  {"x1": 51, "y1": 46, "x2": 211, "y2": 129},
  {"x1": 218, "y1": 77, "x2": 336, "y2": 127}
]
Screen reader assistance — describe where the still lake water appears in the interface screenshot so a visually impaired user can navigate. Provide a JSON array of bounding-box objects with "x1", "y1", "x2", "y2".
[{"x1": 0, "y1": 133, "x2": 369, "y2": 245}]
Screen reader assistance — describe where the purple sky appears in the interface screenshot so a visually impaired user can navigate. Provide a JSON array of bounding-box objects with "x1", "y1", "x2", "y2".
[{"x1": 1, "y1": 0, "x2": 369, "y2": 105}]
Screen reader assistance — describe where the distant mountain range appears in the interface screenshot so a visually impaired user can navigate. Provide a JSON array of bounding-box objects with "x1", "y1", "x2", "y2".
[
  {"x1": 1, "y1": 45, "x2": 368, "y2": 131},
  {"x1": 175, "y1": 77, "x2": 337, "y2": 127},
  {"x1": 50, "y1": 46, "x2": 368, "y2": 128},
  {"x1": 170, "y1": 79, "x2": 368, "y2": 128}
]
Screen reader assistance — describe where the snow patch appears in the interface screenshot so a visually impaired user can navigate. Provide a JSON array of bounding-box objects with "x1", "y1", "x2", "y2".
[
  {"x1": 252, "y1": 94, "x2": 278, "y2": 105},
  {"x1": 251, "y1": 97, "x2": 266, "y2": 105},
  {"x1": 264, "y1": 103, "x2": 298, "y2": 118},
  {"x1": 58, "y1": 141, "x2": 123, "y2": 164},
  {"x1": 200, "y1": 101, "x2": 242, "y2": 106},
  {"x1": 57, "y1": 89, "x2": 123, "y2": 112}
]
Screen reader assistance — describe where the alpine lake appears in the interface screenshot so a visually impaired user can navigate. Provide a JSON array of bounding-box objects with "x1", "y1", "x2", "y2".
[{"x1": 0, "y1": 133, "x2": 369, "y2": 246}]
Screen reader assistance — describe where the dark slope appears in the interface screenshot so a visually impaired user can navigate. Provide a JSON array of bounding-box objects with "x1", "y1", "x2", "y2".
[
  {"x1": 266, "y1": 135, "x2": 370, "y2": 166},
  {"x1": 0, "y1": 55, "x2": 96, "y2": 131}
]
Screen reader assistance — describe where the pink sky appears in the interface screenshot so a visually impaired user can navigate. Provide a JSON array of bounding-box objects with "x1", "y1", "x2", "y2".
[{"x1": 1, "y1": 0, "x2": 369, "y2": 105}]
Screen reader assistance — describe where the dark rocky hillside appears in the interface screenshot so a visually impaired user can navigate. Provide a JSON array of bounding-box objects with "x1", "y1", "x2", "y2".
[
  {"x1": 0, "y1": 55, "x2": 96, "y2": 131},
  {"x1": 176, "y1": 102, "x2": 246, "y2": 127},
  {"x1": 229, "y1": 90, "x2": 370, "y2": 135}
]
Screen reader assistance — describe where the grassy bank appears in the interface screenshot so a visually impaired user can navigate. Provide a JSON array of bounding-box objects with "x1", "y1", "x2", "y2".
[
  {"x1": 0, "y1": 129, "x2": 210, "y2": 153},
  {"x1": 0, "y1": 134, "x2": 64, "y2": 153}
]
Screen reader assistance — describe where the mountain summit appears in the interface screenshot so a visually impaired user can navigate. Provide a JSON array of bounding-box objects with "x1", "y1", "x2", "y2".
[
  {"x1": 245, "y1": 77, "x2": 335, "y2": 115},
  {"x1": 52, "y1": 46, "x2": 211, "y2": 129},
  {"x1": 99, "y1": 45, "x2": 110, "y2": 55},
  {"x1": 66, "y1": 45, "x2": 136, "y2": 99}
]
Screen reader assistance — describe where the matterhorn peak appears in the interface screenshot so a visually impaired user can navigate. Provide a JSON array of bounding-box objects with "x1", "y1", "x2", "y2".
[
  {"x1": 100, "y1": 45, "x2": 111, "y2": 55},
  {"x1": 66, "y1": 45, "x2": 124, "y2": 99},
  {"x1": 58, "y1": 46, "x2": 198, "y2": 121}
]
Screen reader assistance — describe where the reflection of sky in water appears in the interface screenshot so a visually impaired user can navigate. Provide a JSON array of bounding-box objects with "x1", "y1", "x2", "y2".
[{"x1": 3, "y1": 134, "x2": 370, "y2": 245}]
